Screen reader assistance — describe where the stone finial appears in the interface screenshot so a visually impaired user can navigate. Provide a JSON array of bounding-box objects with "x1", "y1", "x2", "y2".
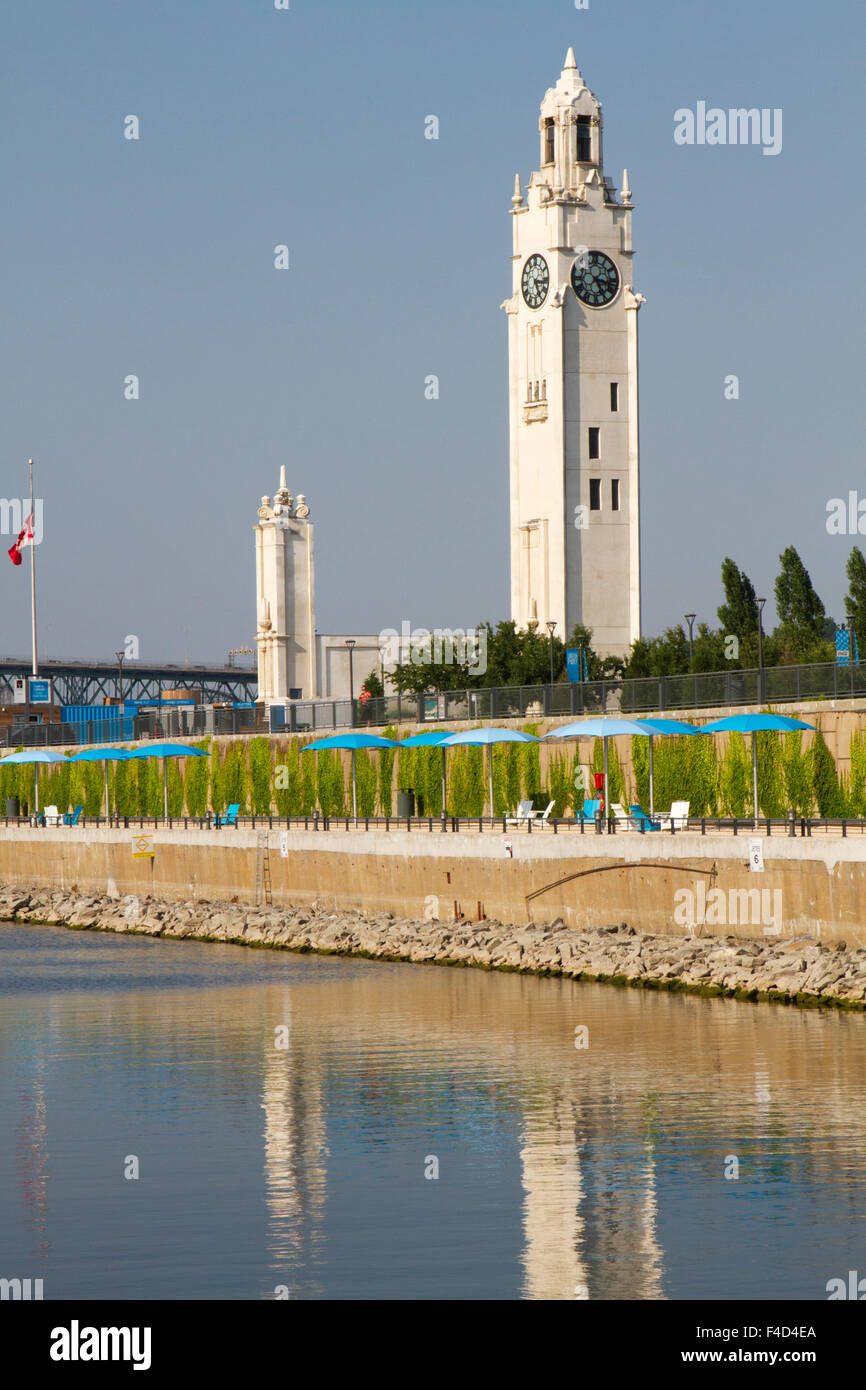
[
  {"x1": 621, "y1": 168, "x2": 631, "y2": 205},
  {"x1": 274, "y1": 465, "x2": 292, "y2": 511},
  {"x1": 564, "y1": 47, "x2": 577, "y2": 70},
  {"x1": 258, "y1": 598, "x2": 272, "y2": 631},
  {"x1": 511, "y1": 173, "x2": 524, "y2": 208},
  {"x1": 295, "y1": 494, "x2": 310, "y2": 518},
  {"x1": 261, "y1": 496, "x2": 271, "y2": 509}
]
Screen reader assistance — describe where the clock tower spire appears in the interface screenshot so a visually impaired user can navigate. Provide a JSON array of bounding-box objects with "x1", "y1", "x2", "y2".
[{"x1": 503, "y1": 52, "x2": 644, "y2": 657}]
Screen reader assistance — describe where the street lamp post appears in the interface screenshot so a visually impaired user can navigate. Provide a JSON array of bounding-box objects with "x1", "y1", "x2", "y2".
[
  {"x1": 757, "y1": 599, "x2": 766, "y2": 704},
  {"x1": 345, "y1": 639, "x2": 356, "y2": 726},
  {"x1": 115, "y1": 649, "x2": 125, "y2": 705},
  {"x1": 849, "y1": 614, "x2": 856, "y2": 698},
  {"x1": 684, "y1": 614, "x2": 696, "y2": 707},
  {"x1": 546, "y1": 620, "x2": 557, "y2": 686}
]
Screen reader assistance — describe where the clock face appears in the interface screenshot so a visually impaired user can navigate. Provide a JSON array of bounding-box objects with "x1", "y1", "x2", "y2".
[
  {"x1": 571, "y1": 251, "x2": 620, "y2": 307},
  {"x1": 521, "y1": 254, "x2": 549, "y2": 309}
]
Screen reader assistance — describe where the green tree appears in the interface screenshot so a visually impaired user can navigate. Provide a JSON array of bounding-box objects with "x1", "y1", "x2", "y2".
[
  {"x1": 82, "y1": 762, "x2": 103, "y2": 817},
  {"x1": 811, "y1": 728, "x2": 846, "y2": 817},
  {"x1": 521, "y1": 726, "x2": 541, "y2": 803},
  {"x1": 113, "y1": 758, "x2": 136, "y2": 817},
  {"x1": 504, "y1": 741, "x2": 522, "y2": 813},
  {"x1": 717, "y1": 557, "x2": 759, "y2": 643},
  {"x1": 167, "y1": 759, "x2": 184, "y2": 817},
  {"x1": 631, "y1": 737, "x2": 649, "y2": 810},
  {"x1": 378, "y1": 729, "x2": 397, "y2": 817},
  {"x1": 685, "y1": 735, "x2": 719, "y2": 816},
  {"x1": 774, "y1": 546, "x2": 828, "y2": 657},
  {"x1": 781, "y1": 733, "x2": 814, "y2": 817},
  {"x1": 843, "y1": 546, "x2": 866, "y2": 659},
  {"x1": 719, "y1": 733, "x2": 751, "y2": 818},
  {"x1": 466, "y1": 746, "x2": 485, "y2": 816},
  {"x1": 755, "y1": 731, "x2": 784, "y2": 818},
  {"x1": 447, "y1": 746, "x2": 469, "y2": 816},
  {"x1": 209, "y1": 745, "x2": 224, "y2": 815},
  {"x1": 316, "y1": 750, "x2": 345, "y2": 816},
  {"x1": 222, "y1": 744, "x2": 248, "y2": 812},
  {"x1": 248, "y1": 738, "x2": 273, "y2": 814},
  {"x1": 623, "y1": 626, "x2": 689, "y2": 679},
  {"x1": 300, "y1": 743, "x2": 318, "y2": 814},
  {"x1": 355, "y1": 750, "x2": 378, "y2": 816},
  {"x1": 849, "y1": 729, "x2": 866, "y2": 817},
  {"x1": 274, "y1": 740, "x2": 301, "y2": 816},
  {"x1": 361, "y1": 671, "x2": 384, "y2": 698},
  {"x1": 184, "y1": 741, "x2": 211, "y2": 816},
  {"x1": 546, "y1": 751, "x2": 574, "y2": 817},
  {"x1": 650, "y1": 736, "x2": 693, "y2": 812}
]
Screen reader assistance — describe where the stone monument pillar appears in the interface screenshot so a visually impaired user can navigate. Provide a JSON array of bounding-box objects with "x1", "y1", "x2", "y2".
[{"x1": 254, "y1": 468, "x2": 316, "y2": 701}]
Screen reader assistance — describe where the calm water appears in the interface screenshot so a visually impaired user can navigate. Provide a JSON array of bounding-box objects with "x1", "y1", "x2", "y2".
[{"x1": 1, "y1": 921, "x2": 865, "y2": 1301}]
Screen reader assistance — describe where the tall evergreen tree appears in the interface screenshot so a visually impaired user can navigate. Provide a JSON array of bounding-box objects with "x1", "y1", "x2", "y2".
[
  {"x1": 844, "y1": 546, "x2": 866, "y2": 657},
  {"x1": 717, "y1": 557, "x2": 759, "y2": 641},
  {"x1": 774, "y1": 546, "x2": 826, "y2": 651}
]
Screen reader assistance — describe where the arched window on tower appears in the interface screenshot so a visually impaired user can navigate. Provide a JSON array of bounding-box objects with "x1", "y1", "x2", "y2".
[{"x1": 543, "y1": 118, "x2": 555, "y2": 165}]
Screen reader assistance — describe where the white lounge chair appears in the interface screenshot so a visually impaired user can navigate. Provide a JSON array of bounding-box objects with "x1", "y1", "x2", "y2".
[
  {"x1": 533, "y1": 800, "x2": 556, "y2": 827},
  {"x1": 659, "y1": 800, "x2": 690, "y2": 830},
  {"x1": 506, "y1": 799, "x2": 535, "y2": 826},
  {"x1": 610, "y1": 802, "x2": 633, "y2": 829},
  {"x1": 43, "y1": 804, "x2": 61, "y2": 826}
]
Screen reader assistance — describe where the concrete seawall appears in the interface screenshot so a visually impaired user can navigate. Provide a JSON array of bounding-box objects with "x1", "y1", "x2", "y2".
[{"x1": 1, "y1": 823, "x2": 865, "y2": 946}]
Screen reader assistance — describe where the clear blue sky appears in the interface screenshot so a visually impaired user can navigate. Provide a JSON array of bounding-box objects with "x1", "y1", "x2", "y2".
[{"x1": 1, "y1": 0, "x2": 862, "y2": 662}]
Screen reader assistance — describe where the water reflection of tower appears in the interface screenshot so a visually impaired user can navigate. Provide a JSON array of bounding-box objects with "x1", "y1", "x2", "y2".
[
  {"x1": 520, "y1": 1092, "x2": 588, "y2": 1300},
  {"x1": 16, "y1": 1052, "x2": 51, "y2": 1268},
  {"x1": 519, "y1": 1084, "x2": 664, "y2": 1300},
  {"x1": 260, "y1": 1013, "x2": 328, "y2": 1297},
  {"x1": 574, "y1": 1085, "x2": 664, "y2": 1300}
]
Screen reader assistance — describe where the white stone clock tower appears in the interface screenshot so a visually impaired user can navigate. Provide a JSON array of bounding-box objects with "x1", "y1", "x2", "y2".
[
  {"x1": 255, "y1": 468, "x2": 316, "y2": 702},
  {"x1": 503, "y1": 49, "x2": 644, "y2": 658}
]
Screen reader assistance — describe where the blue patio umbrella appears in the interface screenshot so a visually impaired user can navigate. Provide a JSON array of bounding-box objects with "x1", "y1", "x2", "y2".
[
  {"x1": 396, "y1": 730, "x2": 451, "y2": 814},
  {"x1": 301, "y1": 732, "x2": 398, "y2": 819},
  {"x1": 700, "y1": 713, "x2": 817, "y2": 828},
  {"x1": 127, "y1": 743, "x2": 209, "y2": 819},
  {"x1": 438, "y1": 728, "x2": 539, "y2": 819},
  {"x1": 0, "y1": 748, "x2": 70, "y2": 813},
  {"x1": 67, "y1": 746, "x2": 134, "y2": 818},
  {"x1": 634, "y1": 718, "x2": 700, "y2": 819},
  {"x1": 544, "y1": 717, "x2": 654, "y2": 824}
]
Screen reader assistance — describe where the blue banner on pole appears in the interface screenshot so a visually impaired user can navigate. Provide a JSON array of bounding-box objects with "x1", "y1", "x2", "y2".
[
  {"x1": 566, "y1": 649, "x2": 588, "y2": 683},
  {"x1": 836, "y1": 627, "x2": 858, "y2": 666}
]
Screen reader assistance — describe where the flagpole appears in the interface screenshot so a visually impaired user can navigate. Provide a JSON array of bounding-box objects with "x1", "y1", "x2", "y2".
[{"x1": 29, "y1": 458, "x2": 38, "y2": 677}]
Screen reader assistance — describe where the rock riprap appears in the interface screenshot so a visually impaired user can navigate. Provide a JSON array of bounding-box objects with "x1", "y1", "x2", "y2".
[{"x1": 1, "y1": 884, "x2": 865, "y2": 1009}]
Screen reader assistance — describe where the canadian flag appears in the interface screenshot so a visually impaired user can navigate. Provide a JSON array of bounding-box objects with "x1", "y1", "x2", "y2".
[{"x1": 8, "y1": 513, "x2": 34, "y2": 566}]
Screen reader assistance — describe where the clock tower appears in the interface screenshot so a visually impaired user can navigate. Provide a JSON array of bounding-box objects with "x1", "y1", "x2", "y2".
[{"x1": 503, "y1": 49, "x2": 644, "y2": 658}]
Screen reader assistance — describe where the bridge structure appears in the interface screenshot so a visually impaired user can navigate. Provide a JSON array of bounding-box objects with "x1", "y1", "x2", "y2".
[{"x1": 0, "y1": 658, "x2": 258, "y2": 706}]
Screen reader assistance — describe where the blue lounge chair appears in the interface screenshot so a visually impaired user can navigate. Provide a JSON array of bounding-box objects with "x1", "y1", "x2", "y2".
[
  {"x1": 579, "y1": 797, "x2": 602, "y2": 822},
  {"x1": 629, "y1": 804, "x2": 659, "y2": 831},
  {"x1": 63, "y1": 805, "x2": 84, "y2": 826},
  {"x1": 217, "y1": 803, "x2": 240, "y2": 828}
]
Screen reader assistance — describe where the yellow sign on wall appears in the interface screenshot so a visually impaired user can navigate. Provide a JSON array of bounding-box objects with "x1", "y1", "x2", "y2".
[{"x1": 131, "y1": 834, "x2": 155, "y2": 859}]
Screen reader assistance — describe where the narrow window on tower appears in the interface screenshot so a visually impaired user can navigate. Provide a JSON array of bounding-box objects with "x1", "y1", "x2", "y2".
[
  {"x1": 611, "y1": 479, "x2": 620, "y2": 511},
  {"x1": 576, "y1": 115, "x2": 592, "y2": 162},
  {"x1": 588, "y1": 427, "x2": 600, "y2": 459},
  {"x1": 589, "y1": 478, "x2": 601, "y2": 511},
  {"x1": 543, "y1": 118, "x2": 555, "y2": 165},
  {"x1": 610, "y1": 382, "x2": 619, "y2": 412}
]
